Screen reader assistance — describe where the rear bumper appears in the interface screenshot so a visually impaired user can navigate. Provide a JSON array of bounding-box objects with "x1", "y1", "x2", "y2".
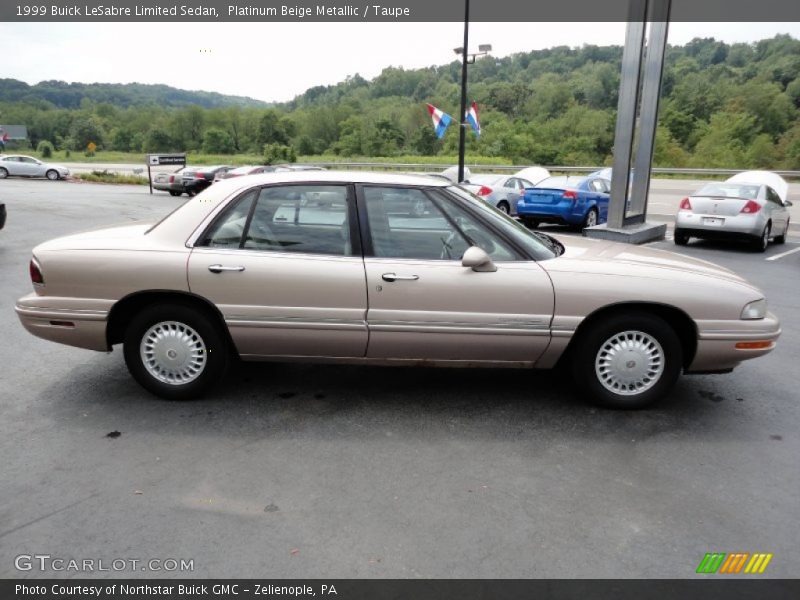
[
  {"x1": 15, "y1": 293, "x2": 110, "y2": 352},
  {"x1": 687, "y1": 312, "x2": 781, "y2": 373},
  {"x1": 516, "y1": 200, "x2": 584, "y2": 225},
  {"x1": 675, "y1": 212, "x2": 764, "y2": 238}
]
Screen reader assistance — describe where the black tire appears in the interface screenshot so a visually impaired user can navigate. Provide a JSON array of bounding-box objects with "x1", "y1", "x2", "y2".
[
  {"x1": 571, "y1": 311, "x2": 682, "y2": 409},
  {"x1": 123, "y1": 303, "x2": 230, "y2": 400},
  {"x1": 186, "y1": 188, "x2": 196, "y2": 197},
  {"x1": 673, "y1": 228, "x2": 689, "y2": 246},
  {"x1": 0, "y1": 167, "x2": 8, "y2": 179},
  {"x1": 497, "y1": 201, "x2": 510, "y2": 215},
  {"x1": 523, "y1": 218, "x2": 540, "y2": 229},
  {"x1": 169, "y1": 190, "x2": 182, "y2": 197},
  {"x1": 774, "y1": 221, "x2": 788, "y2": 244},
  {"x1": 46, "y1": 169, "x2": 59, "y2": 181},
  {"x1": 582, "y1": 207, "x2": 598, "y2": 229},
  {"x1": 753, "y1": 224, "x2": 770, "y2": 253}
]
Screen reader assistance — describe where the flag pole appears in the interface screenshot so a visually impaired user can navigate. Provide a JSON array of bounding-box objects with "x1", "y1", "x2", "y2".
[{"x1": 457, "y1": 0, "x2": 470, "y2": 183}]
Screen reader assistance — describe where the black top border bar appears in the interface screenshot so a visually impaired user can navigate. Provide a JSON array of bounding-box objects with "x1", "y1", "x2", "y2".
[{"x1": 3, "y1": 0, "x2": 800, "y2": 22}]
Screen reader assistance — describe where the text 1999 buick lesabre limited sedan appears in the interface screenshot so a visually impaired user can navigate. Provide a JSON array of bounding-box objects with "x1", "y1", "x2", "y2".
[{"x1": 16, "y1": 172, "x2": 780, "y2": 408}]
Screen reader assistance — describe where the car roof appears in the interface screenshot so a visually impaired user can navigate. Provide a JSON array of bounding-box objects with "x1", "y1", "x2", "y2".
[{"x1": 212, "y1": 170, "x2": 452, "y2": 188}]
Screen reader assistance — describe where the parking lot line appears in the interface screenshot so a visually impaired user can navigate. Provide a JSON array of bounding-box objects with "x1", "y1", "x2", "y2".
[{"x1": 766, "y1": 245, "x2": 800, "y2": 261}]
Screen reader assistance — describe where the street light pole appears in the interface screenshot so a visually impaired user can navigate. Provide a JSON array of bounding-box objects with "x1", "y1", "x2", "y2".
[{"x1": 457, "y1": 0, "x2": 470, "y2": 183}]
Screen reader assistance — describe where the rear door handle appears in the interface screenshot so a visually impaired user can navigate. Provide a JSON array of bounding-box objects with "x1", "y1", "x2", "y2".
[
  {"x1": 382, "y1": 273, "x2": 419, "y2": 282},
  {"x1": 208, "y1": 264, "x2": 245, "y2": 273}
]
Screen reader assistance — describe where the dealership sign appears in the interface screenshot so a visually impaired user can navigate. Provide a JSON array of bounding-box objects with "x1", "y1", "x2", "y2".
[{"x1": 148, "y1": 154, "x2": 186, "y2": 166}]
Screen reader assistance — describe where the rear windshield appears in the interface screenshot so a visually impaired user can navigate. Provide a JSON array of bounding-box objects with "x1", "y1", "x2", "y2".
[
  {"x1": 695, "y1": 183, "x2": 760, "y2": 199},
  {"x1": 536, "y1": 176, "x2": 585, "y2": 189}
]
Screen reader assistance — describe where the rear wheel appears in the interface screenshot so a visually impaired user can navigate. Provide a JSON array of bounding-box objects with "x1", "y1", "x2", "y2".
[
  {"x1": 582, "y1": 207, "x2": 598, "y2": 229},
  {"x1": 774, "y1": 220, "x2": 788, "y2": 244},
  {"x1": 0, "y1": 167, "x2": 8, "y2": 179},
  {"x1": 497, "y1": 201, "x2": 510, "y2": 215},
  {"x1": 571, "y1": 311, "x2": 682, "y2": 409},
  {"x1": 123, "y1": 304, "x2": 229, "y2": 400},
  {"x1": 673, "y1": 228, "x2": 689, "y2": 246},
  {"x1": 46, "y1": 169, "x2": 59, "y2": 180},
  {"x1": 522, "y1": 218, "x2": 540, "y2": 229},
  {"x1": 753, "y1": 224, "x2": 770, "y2": 253},
  {"x1": 169, "y1": 191, "x2": 182, "y2": 197}
]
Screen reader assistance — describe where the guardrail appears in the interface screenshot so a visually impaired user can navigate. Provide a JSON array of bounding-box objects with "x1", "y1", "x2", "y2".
[{"x1": 309, "y1": 162, "x2": 800, "y2": 179}]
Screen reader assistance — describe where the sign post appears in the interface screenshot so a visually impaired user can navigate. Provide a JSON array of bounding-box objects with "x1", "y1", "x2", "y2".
[{"x1": 146, "y1": 153, "x2": 187, "y2": 195}]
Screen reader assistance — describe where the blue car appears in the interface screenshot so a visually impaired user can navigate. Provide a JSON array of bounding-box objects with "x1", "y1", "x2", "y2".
[{"x1": 517, "y1": 171, "x2": 611, "y2": 229}]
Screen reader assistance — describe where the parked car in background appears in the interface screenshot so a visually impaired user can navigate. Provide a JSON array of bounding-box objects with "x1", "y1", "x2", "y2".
[
  {"x1": 16, "y1": 171, "x2": 780, "y2": 409},
  {"x1": 0, "y1": 155, "x2": 70, "y2": 180},
  {"x1": 463, "y1": 174, "x2": 540, "y2": 215},
  {"x1": 214, "y1": 165, "x2": 277, "y2": 182},
  {"x1": 517, "y1": 170, "x2": 611, "y2": 229},
  {"x1": 181, "y1": 165, "x2": 233, "y2": 196},
  {"x1": 674, "y1": 171, "x2": 792, "y2": 252},
  {"x1": 153, "y1": 167, "x2": 193, "y2": 196}
]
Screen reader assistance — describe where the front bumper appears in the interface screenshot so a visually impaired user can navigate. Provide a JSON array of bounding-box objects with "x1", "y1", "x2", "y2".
[
  {"x1": 687, "y1": 312, "x2": 781, "y2": 373},
  {"x1": 16, "y1": 293, "x2": 110, "y2": 352}
]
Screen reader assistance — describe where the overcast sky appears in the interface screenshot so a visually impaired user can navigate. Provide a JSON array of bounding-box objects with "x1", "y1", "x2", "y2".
[{"x1": 0, "y1": 22, "x2": 798, "y2": 103}]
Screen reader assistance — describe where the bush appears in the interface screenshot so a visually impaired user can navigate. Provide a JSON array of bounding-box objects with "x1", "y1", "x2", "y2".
[
  {"x1": 202, "y1": 128, "x2": 235, "y2": 154},
  {"x1": 263, "y1": 143, "x2": 296, "y2": 165},
  {"x1": 37, "y1": 140, "x2": 54, "y2": 158}
]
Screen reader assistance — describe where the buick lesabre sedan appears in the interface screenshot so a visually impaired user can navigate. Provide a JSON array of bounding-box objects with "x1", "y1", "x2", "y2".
[{"x1": 16, "y1": 172, "x2": 780, "y2": 408}]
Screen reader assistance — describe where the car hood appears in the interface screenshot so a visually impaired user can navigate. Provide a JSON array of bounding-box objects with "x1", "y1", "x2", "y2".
[
  {"x1": 33, "y1": 222, "x2": 159, "y2": 253},
  {"x1": 541, "y1": 234, "x2": 755, "y2": 288}
]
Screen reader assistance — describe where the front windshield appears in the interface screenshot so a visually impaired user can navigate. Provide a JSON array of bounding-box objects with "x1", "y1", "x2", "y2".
[{"x1": 446, "y1": 185, "x2": 559, "y2": 260}]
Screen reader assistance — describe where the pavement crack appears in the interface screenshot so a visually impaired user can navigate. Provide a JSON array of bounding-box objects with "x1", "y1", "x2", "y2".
[{"x1": 0, "y1": 493, "x2": 99, "y2": 540}]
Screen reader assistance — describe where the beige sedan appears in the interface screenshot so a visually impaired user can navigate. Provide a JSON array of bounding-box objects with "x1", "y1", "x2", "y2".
[{"x1": 16, "y1": 172, "x2": 780, "y2": 408}]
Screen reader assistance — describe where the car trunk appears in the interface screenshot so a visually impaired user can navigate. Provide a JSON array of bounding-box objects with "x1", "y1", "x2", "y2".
[
  {"x1": 689, "y1": 195, "x2": 751, "y2": 216},
  {"x1": 524, "y1": 188, "x2": 567, "y2": 205}
]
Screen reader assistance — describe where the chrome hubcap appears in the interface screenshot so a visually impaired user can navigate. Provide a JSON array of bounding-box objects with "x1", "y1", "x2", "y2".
[
  {"x1": 499, "y1": 204, "x2": 509, "y2": 214},
  {"x1": 595, "y1": 330, "x2": 664, "y2": 396},
  {"x1": 140, "y1": 321, "x2": 207, "y2": 386}
]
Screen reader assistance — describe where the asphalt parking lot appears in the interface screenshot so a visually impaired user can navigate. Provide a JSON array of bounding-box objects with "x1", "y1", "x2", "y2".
[{"x1": 0, "y1": 179, "x2": 798, "y2": 579}]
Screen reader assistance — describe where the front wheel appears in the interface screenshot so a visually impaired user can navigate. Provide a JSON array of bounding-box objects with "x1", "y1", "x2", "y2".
[
  {"x1": 123, "y1": 304, "x2": 229, "y2": 400},
  {"x1": 571, "y1": 312, "x2": 682, "y2": 409},
  {"x1": 0, "y1": 167, "x2": 8, "y2": 179},
  {"x1": 774, "y1": 220, "x2": 788, "y2": 244},
  {"x1": 46, "y1": 169, "x2": 60, "y2": 180}
]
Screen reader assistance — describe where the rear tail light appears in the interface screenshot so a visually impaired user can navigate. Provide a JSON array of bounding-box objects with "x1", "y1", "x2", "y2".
[
  {"x1": 679, "y1": 197, "x2": 692, "y2": 210},
  {"x1": 30, "y1": 258, "x2": 44, "y2": 285},
  {"x1": 740, "y1": 200, "x2": 761, "y2": 214},
  {"x1": 195, "y1": 172, "x2": 206, "y2": 179},
  {"x1": 563, "y1": 190, "x2": 578, "y2": 201},
  {"x1": 168, "y1": 175, "x2": 174, "y2": 183},
  {"x1": 477, "y1": 186, "x2": 492, "y2": 197}
]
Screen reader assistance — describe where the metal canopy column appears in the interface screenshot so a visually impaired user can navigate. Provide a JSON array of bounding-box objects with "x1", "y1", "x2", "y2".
[{"x1": 585, "y1": 0, "x2": 671, "y2": 244}]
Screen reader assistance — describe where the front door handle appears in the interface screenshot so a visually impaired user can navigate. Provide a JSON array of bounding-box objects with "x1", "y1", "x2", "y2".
[
  {"x1": 208, "y1": 264, "x2": 245, "y2": 273},
  {"x1": 382, "y1": 273, "x2": 419, "y2": 282}
]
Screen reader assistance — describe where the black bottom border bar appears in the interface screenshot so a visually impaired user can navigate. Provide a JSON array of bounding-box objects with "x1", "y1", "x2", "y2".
[{"x1": 3, "y1": 579, "x2": 800, "y2": 600}]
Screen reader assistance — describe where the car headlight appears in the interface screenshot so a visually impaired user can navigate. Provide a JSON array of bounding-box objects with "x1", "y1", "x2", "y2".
[{"x1": 741, "y1": 299, "x2": 767, "y2": 320}]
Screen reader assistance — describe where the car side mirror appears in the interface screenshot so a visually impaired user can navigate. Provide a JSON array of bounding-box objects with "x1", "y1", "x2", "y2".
[
  {"x1": 462, "y1": 246, "x2": 496, "y2": 272},
  {"x1": 785, "y1": 200, "x2": 793, "y2": 207}
]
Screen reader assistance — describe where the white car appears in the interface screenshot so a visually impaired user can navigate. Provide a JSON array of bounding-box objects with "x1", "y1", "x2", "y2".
[
  {"x1": 0, "y1": 155, "x2": 70, "y2": 180},
  {"x1": 675, "y1": 171, "x2": 792, "y2": 252}
]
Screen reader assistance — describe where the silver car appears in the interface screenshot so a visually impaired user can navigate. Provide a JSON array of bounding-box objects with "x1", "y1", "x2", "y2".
[
  {"x1": 675, "y1": 171, "x2": 792, "y2": 252},
  {"x1": 16, "y1": 172, "x2": 780, "y2": 409},
  {"x1": 463, "y1": 174, "x2": 538, "y2": 215},
  {"x1": 0, "y1": 154, "x2": 70, "y2": 180}
]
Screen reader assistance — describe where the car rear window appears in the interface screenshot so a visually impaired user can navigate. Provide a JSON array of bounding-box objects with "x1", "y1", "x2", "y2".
[{"x1": 695, "y1": 183, "x2": 760, "y2": 199}]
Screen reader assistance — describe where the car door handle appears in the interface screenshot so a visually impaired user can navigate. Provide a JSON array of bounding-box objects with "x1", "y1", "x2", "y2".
[
  {"x1": 208, "y1": 264, "x2": 246, "y2": 273},
  {"x1": 382, "y1": 273, "x2": 419, "y2": 282}
]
